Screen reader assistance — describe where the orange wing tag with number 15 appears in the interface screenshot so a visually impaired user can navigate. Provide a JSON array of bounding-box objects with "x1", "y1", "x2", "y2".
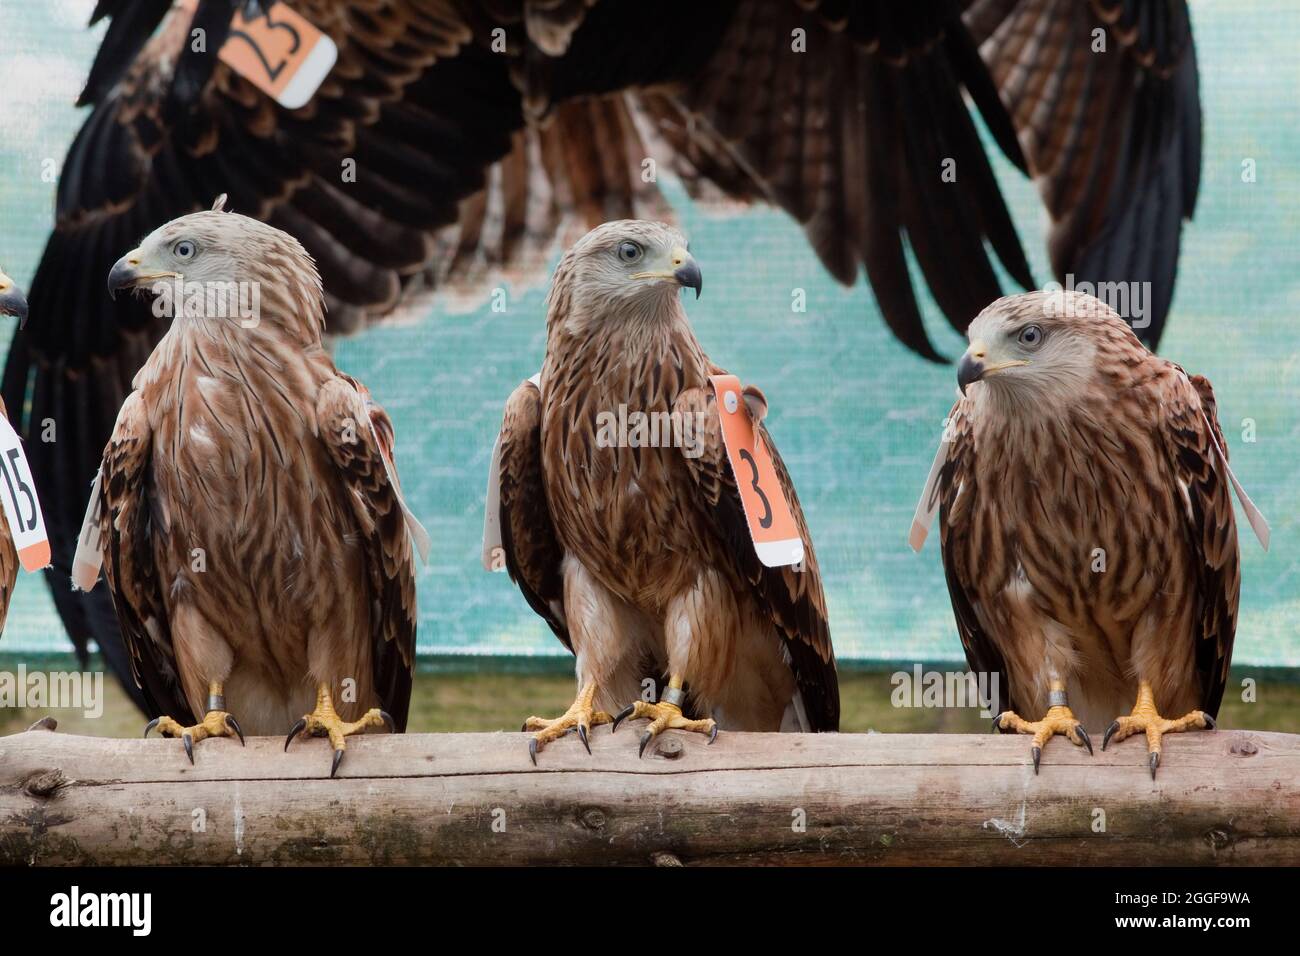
[
  {"x1": 0, "y1": 415, "x2": 50, "y2": 572},
  {"x1": 709, "y1": 375, "x2": 804, "y2": 569},
  {"x1": 180, "y1": 0, "x2": 337, "y2": 110}
]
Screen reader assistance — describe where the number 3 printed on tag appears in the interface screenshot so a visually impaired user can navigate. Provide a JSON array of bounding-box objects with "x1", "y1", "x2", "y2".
[
  {"x1": 0, "y1": 416, "x2": 50, "y2": 571},
  {"x1": 709, "y1": 375, "x2": 804, "y2": 568}
]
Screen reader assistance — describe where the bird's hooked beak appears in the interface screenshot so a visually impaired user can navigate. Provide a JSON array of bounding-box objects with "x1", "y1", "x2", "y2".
[
  {"x1": 107, "y1": 248, "x2": 178, "y2": 300},
  {"x1": 957, "y1": 339, "x2": 1029, "y2": 395},
  {"x1": 632, "y1": 246, "x2": 703, "y2": 299},
  {"x1": 0, "y1": 271, "x2": 28, "y2": 329},
  {"x1": 672, "y1": 248, "x2": 702, "y2": 299}
]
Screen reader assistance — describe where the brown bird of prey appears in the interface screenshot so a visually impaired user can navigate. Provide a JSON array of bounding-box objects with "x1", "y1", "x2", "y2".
[
  {"x1": 6, "y1": 0, "x2": 1201, "y2": 711},
  {"x1": 494, "y1": 220, "x2": 838, "y2": 761},
  {"x1": 0, "y1": 266, "x2": 28, "y2": 634},
  {"x1": 926, "y1": 291, "x2": 1265, "y2": 777},
  {"x1": 86, "y1": 201, "x2": 418, "y2": 775}
]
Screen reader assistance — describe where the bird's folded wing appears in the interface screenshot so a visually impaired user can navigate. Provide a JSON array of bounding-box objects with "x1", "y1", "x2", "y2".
[
  {"x1": 96, "y1": 391, "x2": 192, "y2": 723},
  {"x1": 317, "y1": 377, "x2": 417, "y2": 731},
  {"x1": 1161, "y1": 371, "x2": 1240, "y2": 718},
  {"x1": 674, "y1": 384, "x2": 840, "y2": 732},
  {"x1": 494, "y1": 378, "x2": 571, "y2": 651},
  {"x1": 935, "y1": 394, "x2": 1011, "y2": 713}
]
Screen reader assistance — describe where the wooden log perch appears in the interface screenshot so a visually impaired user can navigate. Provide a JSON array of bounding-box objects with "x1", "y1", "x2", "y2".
[{"x1": 2, "y1": 725, "x2": 1298, "y2": 865}]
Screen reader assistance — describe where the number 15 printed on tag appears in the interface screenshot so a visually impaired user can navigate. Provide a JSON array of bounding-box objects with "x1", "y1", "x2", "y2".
[
  {"x1": 0, "y1": 416, "x2": 50, "y2": 571},
  {"x1": 709, "y1": 375, "x2": 805, "y2": 569}
]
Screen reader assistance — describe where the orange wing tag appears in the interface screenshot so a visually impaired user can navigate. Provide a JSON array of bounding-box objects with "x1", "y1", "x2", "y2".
[
  {"x1": 182, "y1": 0, "x2": 337, "y2": 109},
  {"x1": 0, "y1": 416, "x2": 51, "y2": 571},
  {"x1": 709, "y1": 375, "x2": 804, "y2": 568}
]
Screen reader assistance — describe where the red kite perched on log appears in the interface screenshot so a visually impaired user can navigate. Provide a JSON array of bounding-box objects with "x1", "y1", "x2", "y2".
[
  {"x1": 493, "y1": 221, "x2": 838, "y2": 762},
  {"x1": 83, "y1": 202, "x2": 422, "y2": 775},
  {"x1": 927, "y1": 291, "x2": 1267, "y2": 778}
]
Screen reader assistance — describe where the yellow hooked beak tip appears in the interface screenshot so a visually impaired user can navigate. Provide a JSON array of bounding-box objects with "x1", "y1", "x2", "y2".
[
  {"x1": 107, "y1": 249, "x2": 179, "y2": 300},
  {"x1": 631, "y1": 246, "x2": 702, "y2": 299},
  {"x1": 0, "y1": 273, "x2": 28, "y2": 328},
  {"x1": 957, "y1": 340, "x2": 1028, "y2": 395},
  {"x1": 670, "y1": 247, "x2": 702, "y2": 299}
]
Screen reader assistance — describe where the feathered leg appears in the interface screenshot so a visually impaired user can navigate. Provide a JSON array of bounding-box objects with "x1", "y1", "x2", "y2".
[{"x1": 1102, "y1": 679, "x2": 1215, "y2": 779}]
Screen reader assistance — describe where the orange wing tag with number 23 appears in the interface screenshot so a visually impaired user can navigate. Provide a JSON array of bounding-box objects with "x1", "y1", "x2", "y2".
[
  {"x1": 709, "y1": 375, "x2": 804, "y2": 568},
  {"x1": 182, "y1": 0, "x2": 337, "y2": 110}
]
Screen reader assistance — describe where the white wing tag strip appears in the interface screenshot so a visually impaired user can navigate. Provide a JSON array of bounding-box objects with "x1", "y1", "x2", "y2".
[
  {"x1": 72, "y1": 469, "x2": 104, "y2": 591},
  {"x1": 909, "y1": 398, "x2": 963, "y2": 553},
  {"x1": 1205, "y1": 413, "x2": 1270, "y2": 551}
]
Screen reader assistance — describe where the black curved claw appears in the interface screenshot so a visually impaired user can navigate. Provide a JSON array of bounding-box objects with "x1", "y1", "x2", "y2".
[
  {"x1": 182, "y1": 733, "x2": 195, "y2": 765},
  {"x1": 1031, "y1": 745, "x2": 1042, "y2": 775},
  {"x1": 638, "y1": 731, "x2": 653, "y2": 759},
  {"x1": 990, "y1": 712, "x2": 1004, "y2": 734},
  {"x1": 143, "y1": 717, "x2": 161, "y2": 738},
  {"x1": 1102, "y1": 719, "x2": 1121, "y2": 752},
  {"x1": 611, "y1": 705, "x2": 635, "y2": 734},
  {"x1": 520, "y1": 720, "x2": 531, "y2": 733},
  {"x1": 577, "y1": 723, "x2": 591, "y2": 755},
  {"x1": 379, "y1": 710, "x2": 395, "y2": 733},
  {"x1": 708, "y1": 724, "x2": 719, "y2": 745},
  {"x1": 528, "y1": 737, "x2": 539, "y2": 767},
  {"x1": 1149, "y1": 750, "x2": 1161, "y2": 780},
  {"x1": 1076, "y1": 724, "x2": 1093, "y2": 756},
  {"x1": 225, "y1": 714, "x2": 246, "y2": 746},
  {"x1": 1203, "y1": 712, "x2": 1216, "y2": 731},
  {"x1": 284, "y1": 718, "x2": 306, "y2": 752},
  {"x1": 331, "y1": 749, "x2": 345, "y2": 779}
]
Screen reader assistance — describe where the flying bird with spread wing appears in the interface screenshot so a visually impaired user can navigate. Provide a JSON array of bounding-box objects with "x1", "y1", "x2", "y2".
[
  {"x1": 81, "y1": 201, "x2": 420, "y2": 775},
  {"x1": 494, "y1": 220, "x2": 838, "y2": 761},
  {"x1": 5, "y1": 0, "x2": 1201, "y2": 708},
  {"x1": 0, "y1": 267, "x2": 27, "y2": 637},
  {"x1": 921, "y1": 291, "x2": 1266, "y2": 777}
]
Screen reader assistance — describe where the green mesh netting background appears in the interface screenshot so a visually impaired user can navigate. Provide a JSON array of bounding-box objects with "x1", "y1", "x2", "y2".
[{"x1": 0, "y1": 0, "x2": 1295, "y2": 664}]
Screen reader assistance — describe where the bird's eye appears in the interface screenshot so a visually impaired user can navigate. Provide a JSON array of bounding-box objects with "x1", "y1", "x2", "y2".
[
  {"x1": 1018, "y1": 324, "x2": 1044, "y2": 348},
  {"x1": 617, "y1": 241, "x2": 643, "y2": 263},
  {"x1": 173, "y1": 240, "x2": 197, "y2": 261}
]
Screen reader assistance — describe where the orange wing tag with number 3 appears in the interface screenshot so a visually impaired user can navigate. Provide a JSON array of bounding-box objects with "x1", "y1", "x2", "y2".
[
  {"x1": 709, "y1": 375, "x2": 804, "y2": 568},
  {"x1": 181, "y1": 0, "x2": 337, "y2": 110}
]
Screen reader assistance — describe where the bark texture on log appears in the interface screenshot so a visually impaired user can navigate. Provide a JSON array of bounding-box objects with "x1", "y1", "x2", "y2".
[{"x1": 1, "y1": 727, "x2": 1296, "y2": 865}]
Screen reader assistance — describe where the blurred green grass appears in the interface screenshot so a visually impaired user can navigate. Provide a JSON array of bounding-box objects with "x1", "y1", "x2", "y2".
[{"x1": 4, "y1": 658, "x2": 1296, "y2": 738}]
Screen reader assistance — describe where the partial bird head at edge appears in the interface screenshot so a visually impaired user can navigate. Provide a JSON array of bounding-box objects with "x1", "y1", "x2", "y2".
[
  {"x1": 547, "y1": 220, "x2": 702, "y2": 328},
  {"x1": 956, "y1": 290, "x2": 1139, "y2": 404},
  {"x1": 0, "y1": 266, "x2": 28, "y2": 329},
  {"x1": 107, "y1": 193, "x2": 326, "y2": 345}
]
